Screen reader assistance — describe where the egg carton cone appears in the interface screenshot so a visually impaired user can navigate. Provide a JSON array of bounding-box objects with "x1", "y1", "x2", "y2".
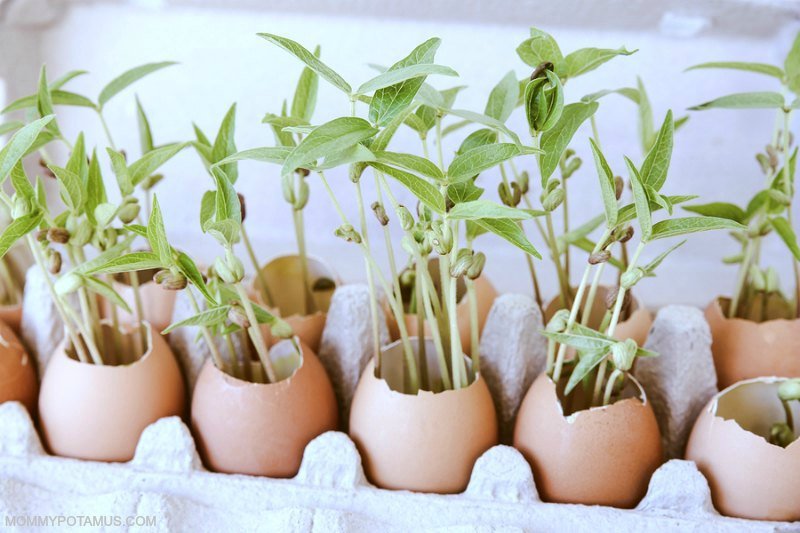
[{"x1": 3, "y1": 285, "x2": 797, "y2": 531}]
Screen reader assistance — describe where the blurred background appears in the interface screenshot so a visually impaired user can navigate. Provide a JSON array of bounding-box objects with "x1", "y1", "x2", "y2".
[{"x1": 1, "y1": 0, "x2": 798, "y2": 307}]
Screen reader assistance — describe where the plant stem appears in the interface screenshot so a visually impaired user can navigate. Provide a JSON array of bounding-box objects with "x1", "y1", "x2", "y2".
[
  {"x1": 729, "y1": 239, "x2": 756, "y2": 319},
  {"x1": 67, "y1": 247, "x2": 97, "y2": 352},
  {"x1": 128, "y1": 270, "x2": 146, "y2": 353},
  {"x1": 781, "y1": 110, "x2": 799, "y2": 317},
  {"x1": 546, "y1": 212, "x2": 572, "y2": 308},
  {"x1": 186, "y1": 288, "x2": 227, "y2": 372},
  {"x1": 581, "y1": 262, "x2": 606, "y2": 327},
  {"x1": 415, "y1": 260, "x2": 428, "y2": 390},
  {"x1": 590, "y1": 115, "x2": 602, "y2": 149},
  {"x1": 563, "y1": 179, "x2": 571, "y2": 281},
  {"x1": 234, "y1": 282, "x2": 277, "y2": 383},
  {"x1": 783, "y1": 398, "x2": 795, "y2": 433},
  {"x1": 602, "y1": 368, "x2": 622, "y2": 406},
  {"x1": 241, "y1": 225, "x2": 274, "y2": 307},
  {"x1": 435, "y1": 116, "x2": 445, "y2": 171},
  {"x1": 292, "y1": 207, "x2": 315, "y2": 315},
  {"x1": 466, "y1": 277, "x2": 480, "y2": 372},
  {"x1": 98, "y1": 111, "x2": 117, "y2": 151},
  {"x1": 224, "y1": 331, "x2": 240, "y2": 379}
]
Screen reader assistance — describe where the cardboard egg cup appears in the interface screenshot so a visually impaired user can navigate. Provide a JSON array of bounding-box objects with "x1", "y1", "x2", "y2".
[{"x1": 2, "y1": 277, "x2": 797, "y2": 531}]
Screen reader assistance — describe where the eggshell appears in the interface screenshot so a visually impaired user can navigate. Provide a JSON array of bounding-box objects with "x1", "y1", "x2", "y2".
[
  {"x1": 0, "y1": 304, "x2": 22, "y2": 334},
  {"x1": 386, "y1": 259, "x2": 498, "y2": 356},
  {"x1": 349, "y1": 338, "x2": 498, "y2": 493},
  {"x1": 38, "y1": 322, "x2": 185, "y2": 461},
  {"x1": 513, "y1": 372, "x2": 663, "y2": 508},
  {"x1": 685, "y1": 377, "x2": 800, "y2": 521},
  {"x1": 0, "y1": 319, "x2": 37, "y2": 414},
  {"x1": 705, "y1": 297, "x2": 800, "y2": 389},
  {"x1": 254, "y1": 254, "x2": 337, "y2": 353},
  {"x1": 544, "y1": 285, "x2": 653, "y2": 347},
  {"x1": 108, "y1": 270, "x2": 177, "y2": 334},
  {"x1": 191, "y1": 339, "x2": 338, "y2": 477}
]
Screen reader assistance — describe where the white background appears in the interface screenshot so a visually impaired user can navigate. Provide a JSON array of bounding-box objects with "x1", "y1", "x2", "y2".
[{"x1": 1, "y1": 1, "x2": 799, "y2": 308}]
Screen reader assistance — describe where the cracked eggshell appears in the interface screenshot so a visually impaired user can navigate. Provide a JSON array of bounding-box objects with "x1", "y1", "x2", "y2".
[
  {"x1": 349, "y1": 339, "x2": 498, "y2": 493},
  {"x1": 254, "y1": 254, "x2": 337, "y2": 353},
  {"x1": 705, "y1": 297, "x2": 800, "y2": 389},
  {"x1": 545, "y1": 286, "x2": 653, "y2": 347},
  {"x1": 191, "y1": 339, "x2": 338, "y2": 477},
  {"x1": 513, "y1": 372, "x2": 663, "y2": 508},
  {"x1": 38, "y1": 322, "x2": 185, "y2": 462},
  {"x1": 0, "y1": 319, "x2": 37, "y2": 414},
  {"x1": 686, "y1": 377, "x2": 800, "y2": 521},
  {"x1": 0, "y1": 304, "x2": 22, "y2": 333}
]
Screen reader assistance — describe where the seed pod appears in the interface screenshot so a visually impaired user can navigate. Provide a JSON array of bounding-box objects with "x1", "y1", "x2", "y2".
[
  {"x1": 588, "y1": 250, "x2": 611, "y2": 265},
  {"x1": 228, "y1": 304, "x2": 250, "y2": 329},
  {"x1": 467, "y1": 252, "x2": 486, "y2": 280},
  {"x1": 542, "y1": 188, "x2": 565, "y2": 212},
  {"x1": 334, "y1": 224, "x2": 362, "y2": 244},
  {"x1": 142, "y1": 173, "x2": 164, "y2": 190},
  {"x1": 294, "y1": 180, "x2": 310, "y2": 210},
  {"x1": 524, "y1": 69, "x2": 563, "y2": 134},
  {"x1": 162, "y1": 273, "x2": 188, "y2": 291},
  {"x1": 768, "y1": 189, "x2": 791, "y2": 206},
  {"x1": 545, "y1": 176, "x2": 560, "y2": 194},
  {"x1": 430, "y1": 221, "x2": 453, "y2": 255},
  {"x1": 605, "y1": 286, "x2": 631, "y2": 311},
  {"x1": 418, "y1": 232, "x2": 433, "y2": 256},
  {"x1": 769, "y1": 422, "x2": 795, "y2": 448},
  {"x1": 450, "y1": 249, "x2": 474, "y2": 278},
  {"x1": 271, "y1": 319, "x2": 294, "y2": 339},
  {"x1": 778, "y1": 379, "x2": 800, "y2": 401},
  {"x1": 397, "y1": 205, "x2": 414, "y2": 231},
  {"x1": 766, "y1": 145, "x2": 779, "y2": 169},
  {"x1": 48, "y1": 250, "x2": 62, "y2": 274},
  {"x1": 214, "y1": 255, "x2": 240, "y2": 285},
  {"x1": 237, "y1": 193, "x2": 247, "y2": 222},
  {"x1": 401, "y1": 235, "x2": 419, "y2": 256},
  {"x1": 417, "y1": 202, "x2": 432, "y2": 223},
  {"x1": 153, "y1": 269, "x2": 171, "y2": 284},
  {"x1": 562, "y1": 157, "x2": 582, "y2": 180},
  {"x1": 510, "y1": 182, "x2": 522, "y2": 207},
  {"x1": 618, "y1": 225, "x2": 635, "y2": 243},
  {"x1": 611, "y1": 339, "x2": 638, "y2": 372},
  {"x1": 349, "y1": 163, "x2": 366, "y2": 183},
  {"x1": 39, "y1": 158, "x2": 56, "y2": 178},
  {"x1": 296, "y1": 167, "x2": 310, "y2": 178},
  {"x1": 529, "y1": 61, "x2": 554, "y2": 80},
  {"x1": 518, "y1": 171, "x2": 530, "y2": 194},
  {"x1": 620, "y1": 267, "x2": 645, "y2": 289},
  {"x1": 36, "y1": 229, "x2": 48, "y2": 242},
  {"x1": 399, "y1": 268, "x2": 416, "y2": 288},
  {"x1": 371, "y1": 201, "x2": 389, "y2": 226},
  {"x1": 47, "y1": 227, "x2": 70, "y2": 244},
  {"x1": 614, "y1": 176, "x2": 624, "y2": 200},
  {"x1": 546, "y1": 309, "x2": 570, "y2": 333},
  {"x1": 756, "y1": 153, "x2": 771, "y2": 174},
  {"x1": 281, "y1": 174, "x2": 295, "y2": 205},
  {"x1": 722, "y1": 253, "x2": 744, "y2": 265},
  {"x1": 117, "y1": 200, "x2": 141, "y2": 224},
  {"x1": 498, "y1": 182, "x2": 513, "y2": 207},
  {"x1": 11, "y1": 196, "x2": 29, "y2": 218}
]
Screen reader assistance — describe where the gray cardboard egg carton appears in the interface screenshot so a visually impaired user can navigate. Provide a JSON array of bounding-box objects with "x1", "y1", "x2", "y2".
[{"x1": 2, "y1": 280, "x2": 798, "y2": 532}]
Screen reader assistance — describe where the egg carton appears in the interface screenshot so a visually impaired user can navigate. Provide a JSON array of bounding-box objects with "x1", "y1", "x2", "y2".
[{"x1": 3, "y1": 284, "x2": 798, "y2": 532}]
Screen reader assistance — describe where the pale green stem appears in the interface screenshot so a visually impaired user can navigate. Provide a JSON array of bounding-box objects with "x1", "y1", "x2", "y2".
[
  {"x1": 546, "y1": 212, "x2": 571, "y2": 308},
  {"x1": 602, "y1": 368, "x2": 622, "y2": 406},
  {"x1": 186, "y1": 288, "x2": 227, "y2": 372},
  {"x1": 97, "y1": 110, "x2": 117, "y2": 151},
  {"x1": 234, "y1": 282, "x2": 277, "y2": 383},
  {"x1": 415, "y1": 260, "x2": 428, "y2": 390},
  {"x1": 241, "y1": 225, "x2": 273, "y2": 307},
  {"x1": 293, "y1": 207, "x2": 315, "y2": 315},
  {"x1": 581, "y1": 262, "x2": 607, "y2": 327},
  {"x1": 466, "y1": 277, "x2": 480, "y2": 372}
]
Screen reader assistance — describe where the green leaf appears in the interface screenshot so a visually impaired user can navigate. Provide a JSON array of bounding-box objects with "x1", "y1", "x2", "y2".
[
  {"x1": 686, "y1": 61, "x2": 784, "y2": 80},
  {"x1": 690, "y1": 92, "x2": 785, "y2": 110},
  {"x1": 357, "y1": 64, "x2": 457, "y2": 95},
  {"x1": 10, "y1": 162, "x2": 34, "y2": 202},
  {"x1": 642, "y1": 240, "x2": 686, "y2": 274},
  {"x1": 447, "y1": 181, "x2": 484, "y2": 205},
  {"x1": 214, "y1": 147, "x2": 291, "y2": 168},
  {"x1": 94, "y1": 203, "x2": 118, "y2": 228},
  {"x1": 683, "y1": 202, "x2": 746, "y2": 224},
  {"x1": 291, "y1": 45, "x2": 320, "y2": 122},
  {"x1": 65, "y1": 132, "x2": 87, "y2": 180},
  {"x1": 626, "y1": 157, "x2": 652, "y2": 241},
  {"x1": 211, "y1": 167, "x2": 241, "y2": 224},
  {"x1": 372, "y1": 150, "x2": 443, "y2": 181},
  {"x1": 129, "y1": 142, "x2": 189, "y2": 186},
  {"x1": 640, "y1": 110, "x2": 674, "y2": 191},
  {"x1": 312, "y1": 143, "x2": 374, "y2": 170},
  {"x1": 369, "y1": 38, "x2": 441, "y2": 127},
  {"x1": 371, "y1": 162, "x2": 445, "y2": 214},
  {"x1": 447, "y1": 200, "x2": 533, "y2": 220},
  {"x1": 258, "y1": 32, "x2": 351, "y2": 94},
  {"x1": 635, "y1": 77, "x2": 655, "y2": 152},
  {"x1": 176, "y1": 251, "x2": 215, "y2": 304},
  {"x1": 649, "y1": 217, "x2": 746, "y2": 241},
  {"x1": 205, "y1": 219, "x2": 240, "y2": 246},
  {"x1": 49, "y1": 165, "x2": 83, "y2": 213},
  {"x1": 589, "y1": 139, "x2": 618, "y2": 228},
  {"x1": 136, "y1": 96, "x2": 154, "y2": 154},
  {"x1": 447, "y1": 143, "x2": 521, "y2": 184},
  {"x1": 162, "y1": 305, "x2": 230, "y2": 334},
  {"x1": 784, "y1": 32, "x2": 800, "y2": 94},
  {"x1": 542, "y1": 330, "x2": 613, "y2": 352},
  {"x1": 82, "y1": 275, "x2": 131, "y2": 314},
  {"x1": 147, "y1": 196, "x2": 172, "y2": 265},
  {"x1": 88, "y1": 252, "x2": 163, "y2": 275},
  {"x1": 457, "y1": 129, "x2": 498, "y2": 155},
  {"x1": 36, "y1": 66, "x2": 60, "y2": 137},
  {"x1": 85, "y1": 151, "x2": 106, "y2": 225},
  {"x1": 1, "y1": 91, "x2": 96, "y2": 114},
  {"x1": 252, "y1": 302, "x2": 283, "y2": 326},
  {"x1": 50, "y1": 69, "x2": 88, "y2": 90},
  {"x1": 444, "y1": 109, "x2": 523, "y2": 146},
  {"x1": 0, "y1": 116, "x2": 54, "y2": 183},
  {"x1": 282, "y1": 117, "x2": 377, "y2": 176},
  {"x1": 516, "y1": 28, "x2": 563, "y2": 72},
  {"x1": 538, "y1": 101, "x2": 598, "y2": 183},
  {"x1": 200, "y1": 190, "x2": 215, "y2": 230},
  {"x1": 0, "y1": 122, "x2": 22, "y2": 136},
  {"x1": 211, "y1": 104, "x2": 238, "y2": 183},
  {"x1": 0, "y1": 212, "x2": 42, "y2": 258},
  {"x1": 564, "y1": 348, "x2": 607, "y2": 395},
  {"x1": 770, "y1": 217, "x2": 800, "y2": 261},
  {"x1": 560, "y1": 214, "x2": 604, "y2": 245},
  {"x1": 472, "y1": 217, "x2": 541, "y2": 258},
  {"x1": 107, "y1": 148, "x2": 132, "y2": 197},
  {"x1": 98, "y1": 61, "x2": 177, "y2": 109},
  {"x1": 581, "y1": 87, "x2": 639, "y2": 104},
  {"x1": 485, "y1": 71, "x2": 519, "y2": 123},
  {"x1": 563, "y1": 47, "x2": 636, "y2": 79}
]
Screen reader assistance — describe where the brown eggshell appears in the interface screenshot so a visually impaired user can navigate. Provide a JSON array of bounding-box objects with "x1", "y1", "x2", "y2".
[
  {"x1": 386, "y1": 261, "x2": 498, "y2": 356},
  {"x1": 253, "y1": 254, "x2": 337, "y2": 353},
  {"x1": 544, "y1": 285, "x2": 653, "y2": 347},
  {"x1": 0, "y1": 319, "x2": 37, "y2": 414},
  {"x1": 38, "y1": 322, "x2": 185, "y2": 461},
  {"x1": 514, "y1": 372, "x2": 663, "y2": 508},
  {"x1": 685, "y1": 377, "x2": 800, "y2": 521},
  {"x1": 108, "y1": 271, "x2": 177, "y2": 334},
  {"x1": 0, "y1": 304, "x2": 22, "y2": 333},
  {"x1": 191, "y1": 339, "x2": 338, "y2": 477},
  {"x1": 705, "y1": 298, "x2": 800, "y2": 389},
  {"x1": 349, "y1": 339, "x2": 498, "y2": 493}
]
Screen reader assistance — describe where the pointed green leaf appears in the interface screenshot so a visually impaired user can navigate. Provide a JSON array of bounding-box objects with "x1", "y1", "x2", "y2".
[
  {"x1": 214, "y1": 147, "x2": 291, "y2": 168},
  {"x1": 291, "y1": 45, "x2": 320, "y2": 122},
  {"x1": 770, "y1": 217, "x2": 800, "y2": 261},
  {"x1": 371, "y1": 162, "x2": 445, "y2": 214},
  {"x1": 88, "y1": 252, "x2": 163, "y2": 275},
  {"x1": 136, "y1": 96, "x2": 154, "y2": 154},
  {"x1": 626, "y1": 157, "x2": 652, "y2": 241},
  {"x1": 784, "y1": 32, "x2": 800, "y2": 93},
  {"x1": 357, "y1": 64, "x2": 457, "y2": 95},
  {"x1": 258, "y1": 33, "x2": 351, "y2": 94},
  {"x1": 1, "y1": 91, "x2": 96, "y2": 114},
  {"x1": 538, "y1": 101, "x2": 598, "y2": 182},
  {"x1": 448, "y1": 143, "x2": 521, "y2": 184},
  {"x1": 312, "y1": 143, "x2": 374, "y2": 171},
  {"x1": 649, "y1": 217, "x2": 746, "y2": 241},
  {"x1": 485, "y1": 71, "x2": 519, "y2": 123},
  {"x1": 211, "y1": 104, "x2": 238, "y2": 182},
  {"x1": 472, "y1": 217, "x2": 541, "y2": 258},
  {"x1": 690, "y1": 92, "x2": 785, "y2": 110},
  {"x1": 581, "y1": 87, "x2": 640, "y2": 104},
  {"x1": 129, "y1": 142, "x2": 189, "y2": 186},
  {"x1": 372, "y1": 150, "x2": 443, "y2": 181},
  {"x1": 0, "y1": 122, "x2": 22, "y2": 136},
  {"x1": 162, "y1": 305, "x2": 231, "y2": 334},
  {"x1": 49, "y1": 165, "x2": 83, "y2": 213},
  {"x1": 281, "y1": 117, "x2": 377, "y2": 176},
  {"x1": 563, "y1": 47, "x2": 636, "y2": 79},
  {"x1": 444, "y1": 108, "x2": 523, "y2": 146},
  {"x1": 447, "y1": 181, "x2": 484, "y2": 204},
  {"x1": 686, "y1": 61, "x2": 784, "y2": 79},
  {"x1": 106, "y1": 148, "x2": 133, "y2": 196},
  {"x1": 564, "y1": 348, "x2": 607, "y2": 395},
  {"x1": 147, "y1": 196, "x2": 172, "y2": 265},
  {"x1": 447, "y1": 200, "x2": 533, "y2": 220},
  {"x1": 82, "y1": 275, "x2": 131, "y2": 313},
  {"x1": 176, "y1": 251, "x2": 215, "y2": 305},
  {"x1": 642, "y1": 240, "x2": 686, "y2": 274},
  {"x1": 682, "y1": 202, "x2": 746, "y2": 224},
  {"x1": 10, "y1": 162, "x2": 34, "y2": 202},
  {"x1": 589, "y1": 139, "x2": 618, "y2": 228},
  {"x1": 640, "y1": 110, "x2": 674, "y2": 191},
  {"x1": 457, "y1": 129, "x2": 498, "y2": 155},
  {"x1": 98, "y1": 62, "x2": 177, "y2": 109},
  {"x1": 0, "y1": 212, "x2": 42, "y2": 258},
  {"x1": 516, "y1": 28, "x2": 563, "y2": 72},
  {"x1": 0, "y1": 115, "x2": 54, "y2": 183},
  {"x1": 211, "y1": 167, "x2": 241, "y2": 225}
]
